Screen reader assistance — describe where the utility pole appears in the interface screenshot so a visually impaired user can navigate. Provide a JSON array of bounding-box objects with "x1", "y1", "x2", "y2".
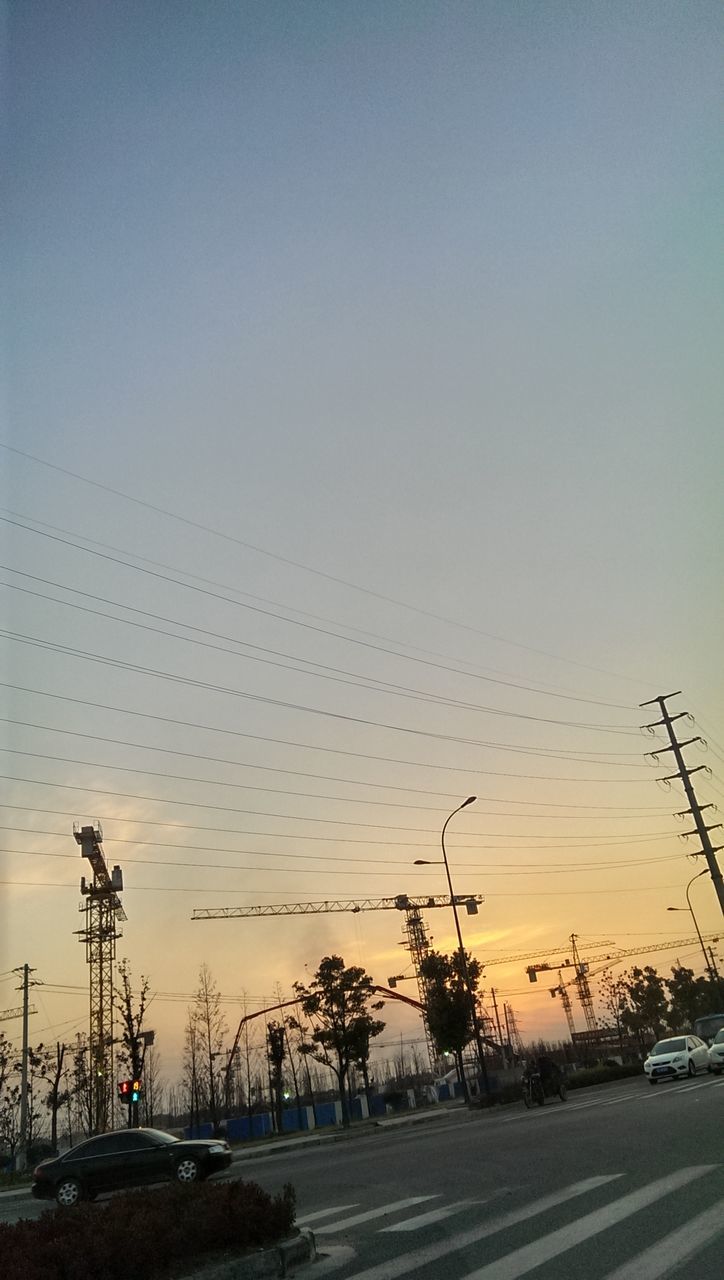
[
  {"x1": 490, "y1": 988, "x2": 505, "y2": 1062},
  {"x1": 13, "y1": 963, "x2": 36, "y2": 1171},
  {"x1": 641, "y1": 692, "x2": 724, "y2": 918}
]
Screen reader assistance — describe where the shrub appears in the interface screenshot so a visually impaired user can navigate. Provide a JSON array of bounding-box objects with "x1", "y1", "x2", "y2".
[
  {"x1": 566, "y1": 1062, "x2": 642, "y2": 1090},
  {"x1": 0, "y1": 1178, "x2": 296, "y2": 1280}
]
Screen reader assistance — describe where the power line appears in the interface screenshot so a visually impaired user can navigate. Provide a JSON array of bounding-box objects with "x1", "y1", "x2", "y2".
[
  {"x1": 0, "y1": 777, "x2": 680, "y2": 844},
  {"x1": 0, "y1": 717, "x2": 671, "y2": 815},
  {"x1": 1, "y1": 569, "x2": 643, "y2": 733},
  {"x1": 0, "y1": 684, "x2": 662, "y2": 783},
  {"x1": 0, "y1": 631, "x2": 654, "y2": 762},
  {"x1": 0, "y1": 505, "x2": 642, "y2": 705},
  {"x1": 0, "y1": 445, "x2": 654, "y2": 688},
  {"x1": 0, "y1": 838, "x2": 685, "y2": 873},
  {"x1": 0, "y1": 750, "x2": 678, "y2": 835},
  {"x1": 0, "y1": 877, "x2": 689, "y2": 898}
]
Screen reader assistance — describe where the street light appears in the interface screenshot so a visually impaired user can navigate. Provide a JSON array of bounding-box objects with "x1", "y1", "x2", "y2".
[
  {"x1": 415, "y1": 796, "x2": 491, "y2": 1097},
  {"x1": 666, "y1": 869, "x2": 717, "y2": 981}
]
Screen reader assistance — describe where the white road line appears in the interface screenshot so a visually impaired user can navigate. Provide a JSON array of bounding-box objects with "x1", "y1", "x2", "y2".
[
  {"x1": 314, "y1": 1195, "x2": 438, "y2": 1234},
  {"x1": 380, "y1": 1200, "x2": 475, "y2": 1232},
  {"x1": 296, "y1": 1204, "x2": 359, "y2": 1225},
  {"x1": 339, "y1": 1175, "x2": 620, "y2": 1280},
  {"x1": 600, "y1": 1196, "x2": 724, "y2": 1280},
  {"x1": 457, "y1": 1165, "x2": 717, "y2": 1280}
]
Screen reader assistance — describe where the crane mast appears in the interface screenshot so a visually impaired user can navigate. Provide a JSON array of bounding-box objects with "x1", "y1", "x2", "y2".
[{"x1": 74, "y1": 823, "x2": 126, "y2": 1134}]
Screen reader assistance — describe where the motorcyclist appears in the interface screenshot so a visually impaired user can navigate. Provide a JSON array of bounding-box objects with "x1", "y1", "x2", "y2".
[{"x1": 536, "y1": 1055, "x2": 562, "y2": 1092}]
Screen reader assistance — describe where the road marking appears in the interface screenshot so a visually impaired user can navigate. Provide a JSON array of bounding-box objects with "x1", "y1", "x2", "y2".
[
  {"x1": 380, "y1": 1200, "x2": 476, "y2": 1232},
  {"x1": 339, "y1": 1175, "x2": 620, "y2": 1280},
  {"x1": 296, "y1": 1204, "x2": 359, "y2": 1224},
  {"x1": 600, "y1": 1196, "x2": 724, "y2": 1280},
  {"x1": 456, "y1": 1166, "x2": 716, "y2": 1280},
  {"x1": 314, "y1": 1195, "x2": 438, "y2": 1234}
]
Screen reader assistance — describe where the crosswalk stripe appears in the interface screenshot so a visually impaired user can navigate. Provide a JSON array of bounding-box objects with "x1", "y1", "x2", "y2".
[
  {"x1": 456, "y1": 1165, "x2": 716, "y2": 1280},
  {"x1": 380, "y1": 1200, "x2": 476, "y2": 1232},
  {"x1": 296, "y1": 1204, "x2": 359, "y2": 1225},
  {"x1": 601, "y1": 1196, "x2": 724, "y2": 1280},
  {"x1": 314, "y1": 1195, "x2": 438, "y2": 1234},
  {"x1": 339, "y1": 1175, "x2": 620, "y2": 1280}
]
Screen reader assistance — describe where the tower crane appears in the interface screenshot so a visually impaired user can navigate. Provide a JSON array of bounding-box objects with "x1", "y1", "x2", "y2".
[
  {"x1": 527, "y1": 931, "x2": 721, "y2": 1039},
  {"x1": 193, "y1": 893, "x2": 483, "y2": 1070},
  {"x1": 73, "y1": 823, "x2": 126, "y2": 1134},
  {"x1": 0, "y1": 1005, "x2": 36, "y2": 1024}
]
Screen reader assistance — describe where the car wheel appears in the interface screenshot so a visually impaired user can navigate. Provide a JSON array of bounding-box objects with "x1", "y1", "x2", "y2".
[
  {"x1": 649, "y1": 1079, "x2": 657, "y2": 1086},
  {"x1": 687, "y1": 1060, "x2": 696, "y2": 1077},
  {"x1": 56, "y1": 1177, "x2": 83, "y2": 1207},
  {"x1": 558, "y1": 1081, "x2": 568, "y2": 1101},
  {"x1": 175, "y1": 1157, "x2": 201, "y2": 1184}
]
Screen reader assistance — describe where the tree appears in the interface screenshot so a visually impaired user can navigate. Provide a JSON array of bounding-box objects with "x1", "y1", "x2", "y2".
[
  {"x1": 420, "y1": 948, "x2": 482, "y2": 1101},
  {"x1": 293, "y1": 956, "x2": 385, "y2": 1127},
  {"x1": 70, "y1": 1034, "x2": 93, "y2": 1138},
  {"x1": 115, "y1": 959, "x2": 151, "y2": 1128},
  {"x1": 666, "y1": 965, "x2": 720, "y2": 1031},
  {"x1": 599, "y1": 970, "x2": 629, "y2": 1057},
  {"x1": 44, "y1": 1043, "x2": 69, "y2": 1153},
  {"x1": 266, "y1": 1022, "x2": 286, "y2": 1134},
  {"x1": 186, "y1": 965, "x2": 227, "y2": 1130},
  {"x1": 618, "y1": 966, "x2": 669, "y2": 1050}
]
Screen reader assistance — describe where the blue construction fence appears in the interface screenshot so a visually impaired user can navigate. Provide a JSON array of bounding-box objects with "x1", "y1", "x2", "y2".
[{"x1": 185, "y1": 1092, "x2": 387, "y2": 1142}]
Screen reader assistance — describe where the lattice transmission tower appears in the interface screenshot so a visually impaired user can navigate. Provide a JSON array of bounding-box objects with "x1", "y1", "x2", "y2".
[{"x1": 74, "y1": 823, "x2": 126, "y2": 1134}]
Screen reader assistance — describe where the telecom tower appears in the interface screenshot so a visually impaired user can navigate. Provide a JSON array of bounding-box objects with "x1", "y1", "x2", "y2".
[{"x1": 74, "y1": 823, "x2": 126, "y2": 1134}]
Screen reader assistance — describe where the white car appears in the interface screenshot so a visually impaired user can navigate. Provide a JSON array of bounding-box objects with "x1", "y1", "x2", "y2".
[
  {"x1": 643, "y1": 1034, "x2": 709, "y2": 1084},
  {"x1": 707, "y1": 1027, "x2": 724, "y2": 1075}
]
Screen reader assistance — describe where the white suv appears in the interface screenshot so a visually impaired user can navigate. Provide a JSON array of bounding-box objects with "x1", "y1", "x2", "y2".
[
  {"x1": 707, "y1": 1027, "x2": 724, "y2": 1075},
  {"x1": 643, "y1": 1034, "x2": 709, "y2": 1084}
]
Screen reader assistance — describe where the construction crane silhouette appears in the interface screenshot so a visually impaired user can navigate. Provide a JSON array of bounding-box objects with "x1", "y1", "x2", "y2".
[
  {"x1": 73, "y1": 823, "x2": 126, "y2": 1134},
  {"x1": 0, "y1": 1005, "x2": 36, "y2": 1024},
  {"x1": 193, "y1": 893, "x2": 483, "y2": 1069},
  {"x1": 527, "y1": 931, "x2": 722, "y2": 1038}
]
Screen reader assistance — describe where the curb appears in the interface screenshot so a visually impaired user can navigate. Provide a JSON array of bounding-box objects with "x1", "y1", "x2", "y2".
[{"x1": 179, "y1": 1229, "x2": 316, "y2": 1279}]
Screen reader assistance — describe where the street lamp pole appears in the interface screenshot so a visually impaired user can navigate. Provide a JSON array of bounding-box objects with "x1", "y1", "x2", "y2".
[
  {"x1": 438, "y1": 798, "x2": 490, "y2": 1097},
  {"x1": 667, "y1": 869, "x2": 717, "y2": 981}
]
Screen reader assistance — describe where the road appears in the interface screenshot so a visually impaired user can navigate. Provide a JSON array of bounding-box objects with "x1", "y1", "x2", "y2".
[{"x1": 3, "y1": 1075, "x2": 722, "y2": 1278}]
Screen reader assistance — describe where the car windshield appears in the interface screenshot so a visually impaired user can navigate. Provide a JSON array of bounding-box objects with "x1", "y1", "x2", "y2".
[
  {"x1": 713, "y1": 1029, "x2": 724, "y2": 1045},
  {"x1": 651, "y1": 1038, "x2": 685, "y2": 1055}
]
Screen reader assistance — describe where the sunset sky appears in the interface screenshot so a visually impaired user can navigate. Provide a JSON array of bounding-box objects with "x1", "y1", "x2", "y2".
[{"x1": 3, "y1": 1, "x2": 723, "y2": 1086}]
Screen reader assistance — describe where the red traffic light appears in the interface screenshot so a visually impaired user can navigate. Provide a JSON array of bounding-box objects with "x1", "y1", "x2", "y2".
[{"x1": 117, "y1": 1079, "x2": 131, "y2": 1099}]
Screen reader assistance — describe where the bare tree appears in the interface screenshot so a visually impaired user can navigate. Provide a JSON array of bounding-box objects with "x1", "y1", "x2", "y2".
[
  {"x1": 115, "y1": 959, "x2": 151, "y2": 1128},
  {"x1": 191, "y1": 965, "x2": 227, "y2": 1131},
  {"x1": 141, "y1": 1045, "x2": 163, "y2": 1127}
]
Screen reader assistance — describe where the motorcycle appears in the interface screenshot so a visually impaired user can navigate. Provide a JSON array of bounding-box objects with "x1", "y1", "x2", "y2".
[{"x1": 521, "y1": 1067, "x2": 568, "y2": 1108}]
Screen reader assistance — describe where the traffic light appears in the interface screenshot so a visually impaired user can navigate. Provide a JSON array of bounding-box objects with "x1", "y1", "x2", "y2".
[
  {"x1": 117, "y1": 1079, "x2": 131, "y2": 1101},
  {"x1": 131, "y1": 1079, "x2": 142, "y2": 1103}
]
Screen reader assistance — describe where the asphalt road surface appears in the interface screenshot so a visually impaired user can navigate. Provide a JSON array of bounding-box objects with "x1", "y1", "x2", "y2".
[
  {"x1": 3, "y1": 1075, "x2": 722, "y2": 1278},
  {"x1": 239, "y1": 1075, "x2": 724, "y2": 1279}
]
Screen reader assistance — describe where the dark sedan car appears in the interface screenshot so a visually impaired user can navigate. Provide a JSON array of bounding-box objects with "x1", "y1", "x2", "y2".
[{"x1": 32, "y1": 1127, "x2": 232, "y2": 1206}]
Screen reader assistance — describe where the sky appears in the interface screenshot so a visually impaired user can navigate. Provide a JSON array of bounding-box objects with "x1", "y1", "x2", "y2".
[{"x1": 2, "y1": 1, "x2": 723, "y2": 1086}]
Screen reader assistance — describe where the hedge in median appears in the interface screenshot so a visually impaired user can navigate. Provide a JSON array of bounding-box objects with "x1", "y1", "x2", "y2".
[{"x1": 0, "y1": 1178, "x2": 296, "y2": 1280}]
